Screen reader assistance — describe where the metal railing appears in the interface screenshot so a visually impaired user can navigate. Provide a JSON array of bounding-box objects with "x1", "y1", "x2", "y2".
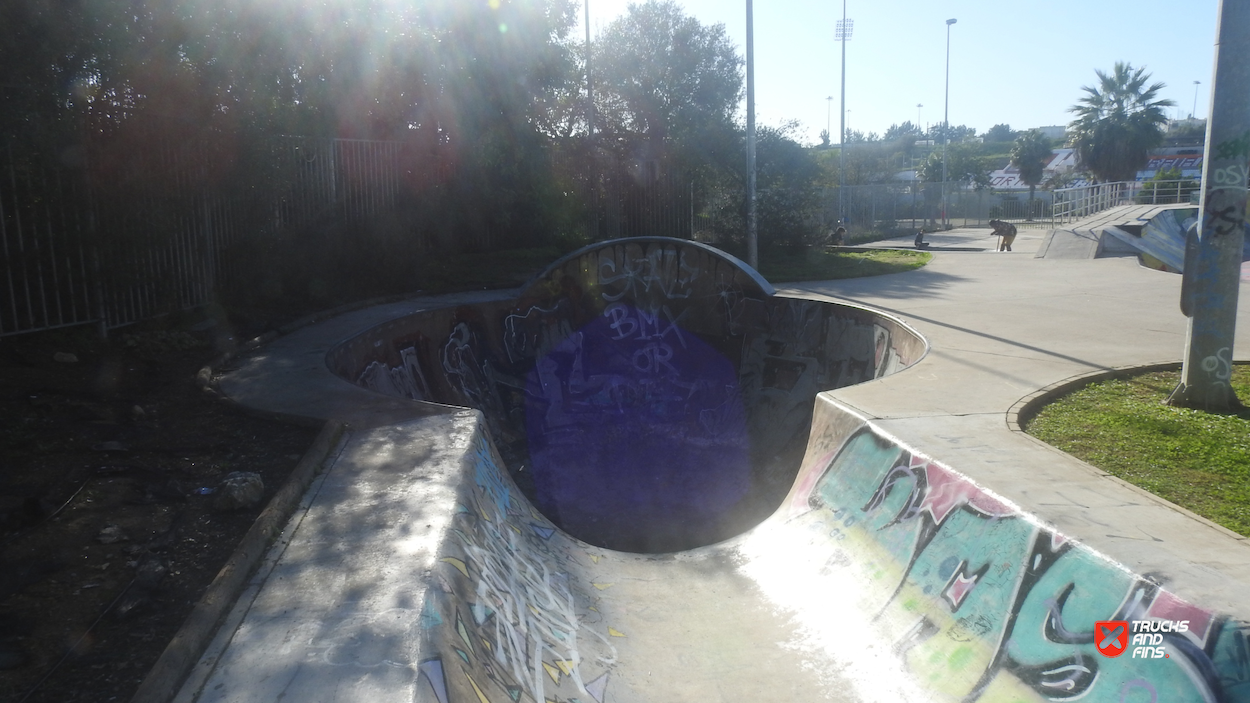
[
  {"x1": 1, "y1": 153, "x2": 100, "y2": 337},
  {"x1": 1051, "y1": 181, "x2": 1137, "y2": 224},
  {"x1": 1, "y1": 136, "x2": 441, "y2": 338},
  {"x1": 1133, "y1": 178, "x2": 1201, "y2": 206}
]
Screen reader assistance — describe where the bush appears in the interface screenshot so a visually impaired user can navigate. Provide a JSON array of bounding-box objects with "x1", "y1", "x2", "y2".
[{"x1": 1136, "y1": 167, "x2": 1199, "y2": 205}]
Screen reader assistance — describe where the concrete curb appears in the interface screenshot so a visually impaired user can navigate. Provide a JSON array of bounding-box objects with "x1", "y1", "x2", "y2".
[
  {"x1": 195, "y1": 292, "x2": 438, "y2": 396},
  {"x1": 1005, "y1": 361, "x2": 1249, "y2": 547},
  {"x1": 1005, "y1": 359, "x2": 1184, "y2": 431},
  {"x1": 129, "y1": 418, "x2": 348, "y2": 703}
]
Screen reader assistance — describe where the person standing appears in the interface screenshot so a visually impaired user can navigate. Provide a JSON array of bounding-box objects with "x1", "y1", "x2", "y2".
[{"x1": 989, "y1": 219, "x2": 1017, "y2": 251}]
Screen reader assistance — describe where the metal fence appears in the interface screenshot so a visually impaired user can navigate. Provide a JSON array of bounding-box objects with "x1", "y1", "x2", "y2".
[
  {"x1": 0, "y1": 153, "x2": 100, "y2": 336},
  {"x1": 1, "y1": 136, "x2": 435, "y2": 338},
  {"x1": 1, "y1": 129, "x2": 1209, "y2": 339},
  {"x1": 828, "y1": 178, "x2": 1202, "y2": 233},
  {"x1": 828, "y1": 182, "x2": 1059, "y2": 231},
  {"x1": 552, "y1": 153, "x2": 694, "y2": 241},
  {"x1": 270, "y1": 136, "x2": 438, "y2": 230}
]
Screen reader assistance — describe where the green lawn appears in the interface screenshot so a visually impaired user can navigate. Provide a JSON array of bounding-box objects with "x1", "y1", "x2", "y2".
[
  {"x1": 758, "y1": 247, "x2": 930, "y2": 283},
  {"x1": 413, "y1": 244, "x2": 931, "y2": 294},
  {"x1": 1024, "y1": 368, "x2": 1250, "y2": 537}
]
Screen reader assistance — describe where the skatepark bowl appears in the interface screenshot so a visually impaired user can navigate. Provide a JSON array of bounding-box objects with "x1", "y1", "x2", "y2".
[{"x1": 198, "y1": 238, "x2": 1250, "y2": 703}]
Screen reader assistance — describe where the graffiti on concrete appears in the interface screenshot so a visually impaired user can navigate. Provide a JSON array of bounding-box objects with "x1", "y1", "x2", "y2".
[
  {"x1": 1203, "y1": 186, "x2": 1248, "y2": 238},
  {"x1": 523, "y1": 301, "x2": 751, "y2": 552},
  {"x1": 327, "y1": 239, "x2": 925, "y2": 550},
  {"x1": 357, "y1": 345, "x2": 431, "y2": 401},
  {"x1": 789, "y1": 426, "x2": 1250, "y2": 703},
  {"x1": 596, "y1": 245, "x2": 700, "y2": 303},
  {"x1": 418, "y1": 432, "x2": 620, "y2": 703},
  {"x1": 1213, "y1": 129, "x2": 1250, "y2": 161}
]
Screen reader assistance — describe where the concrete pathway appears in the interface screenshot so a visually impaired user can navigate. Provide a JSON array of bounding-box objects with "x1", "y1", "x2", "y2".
[{"x1": 781, "y1": 217, "x2": 1250, "y2": 618}]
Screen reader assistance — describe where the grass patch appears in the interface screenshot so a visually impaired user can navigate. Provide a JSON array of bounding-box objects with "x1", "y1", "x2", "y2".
[
  {"x1": 411, "y1": 244, "x2": 932, "y2": 294},
  {"x1": 759, "y1": 247, "x2": 931, "y2": 283},
  {"x1": 1024, "y1": 367, "x2": 1250, "y2": 537}
]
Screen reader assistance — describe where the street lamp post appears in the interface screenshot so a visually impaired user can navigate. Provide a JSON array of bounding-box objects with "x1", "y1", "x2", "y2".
[
  {"x1": 746, "y1": 0, "x2": 757, "y2": 268},
  {"x1": 586, "y1": 0, "x2": 598, "y2": 239},
  {"x1": 917, "y1": 103, "x2": 923, "y2": 131},
  {"x1": 836, "y1": 1, "x2": 852, "y2": 225},
  {"x1": 1192, "y1": 80, "x2": 1201, "y2": 119},
  {"x1": 941, "y1": 18, "x2": 956, "y2": 229},
  {"x1": 826, "y1": 96, "x2": 833, "y2": 145}
]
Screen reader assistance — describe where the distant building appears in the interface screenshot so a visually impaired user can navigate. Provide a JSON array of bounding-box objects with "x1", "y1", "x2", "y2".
[
  {"x1": 985, "y1": 145, "x2": 1203, "y2": 188},
  {"x1": 987, "y1": 148, "x2": 1081, "y2": 190},
  {"x1": 1137, "y1": 147, "x2": 1204, "y2": 180},
  {"x1": 1167, "y1": 118, "x2": 1205, "y2": 134},
  {"x1": 1036, "y1": 125, "x2": 1067, "y2": 141}
]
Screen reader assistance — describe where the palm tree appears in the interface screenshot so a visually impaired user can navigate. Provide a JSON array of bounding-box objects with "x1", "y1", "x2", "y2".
[
  {"x1": 1010, "y1": 129, "x2": 1052, "y2": 214},
  {"x1": 1067, "y1": 62, "x2": 1174, "y2": 183}
]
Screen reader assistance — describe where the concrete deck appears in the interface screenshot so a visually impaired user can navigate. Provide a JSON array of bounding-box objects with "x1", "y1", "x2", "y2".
[{"x1": 176, "y1": 209, "x2": 1250, "y2": 703}]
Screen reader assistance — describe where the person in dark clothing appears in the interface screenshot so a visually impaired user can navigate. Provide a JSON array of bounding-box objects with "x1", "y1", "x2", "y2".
[{"x1": 989, "y1": 219, "x2": 1017, "y2": 251}]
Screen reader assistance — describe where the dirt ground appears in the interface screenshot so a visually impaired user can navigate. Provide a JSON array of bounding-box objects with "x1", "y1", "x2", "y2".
[{"x1": 0, "y1": 320, "x2": 319, "y2": 703}]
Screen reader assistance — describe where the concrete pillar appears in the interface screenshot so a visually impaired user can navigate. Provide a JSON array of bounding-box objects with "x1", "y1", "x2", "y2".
[{"x1": 1170, "y1": 0, "x2": 1249, "y2": 411}]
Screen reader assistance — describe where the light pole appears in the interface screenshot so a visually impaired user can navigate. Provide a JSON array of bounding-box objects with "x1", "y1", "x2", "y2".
[
  {"x1": 585, "y1": 0, "x2": 598, "y2": 239},
  {"x1": 941, "y1": 18, "x2": 956, "y2": 229},
  {"x1": 917, "y1": 103, "x2": 923, "y2": 131},
  {"x1": 836, "y1": 1, "x2": 853, "y2": 225},
  {"x1": 746, "y1": 0, "x2": 757, "y2": 268},
  {"x1": 1192, "y1": 80, "x2": 1201, "y2": 119},
  {"x1": 585, "y1": 0, "x2": 593, "y2": 137},
  {"x1": 826, "y1": 96, "x2": 833, "y2": 145}
]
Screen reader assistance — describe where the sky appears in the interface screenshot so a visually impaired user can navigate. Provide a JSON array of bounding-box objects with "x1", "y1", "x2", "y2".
[{"x1": 576, "y1": 0, "x2": 1220, "y2": 145}]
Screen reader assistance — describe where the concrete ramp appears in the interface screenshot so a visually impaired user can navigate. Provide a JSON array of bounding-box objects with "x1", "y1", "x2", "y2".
[
  {"x1": 325, "y1": 238, "x2": 925, "y2": 553},
  {"x1": 1103, "y1": 207, "x2": 1250, "y2": 273},
  {"x1": 179, "y1": 398, "x2": 1250, "y2": 703},
  {"x1": 192, "y1": 238, "x2": 1250, "y2": 703}
]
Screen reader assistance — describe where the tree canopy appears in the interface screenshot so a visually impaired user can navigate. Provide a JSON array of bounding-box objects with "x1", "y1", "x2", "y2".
[
  {"x1": 1, "y1": 0, "x2": 580, "y2": 150},
  {"x1": 1068, "y1": 62, "x2": 1174, "y2": 183},
  {"x1": 591, "y1": 0, "x2": 742, "y2": 171},
  {"x1": 983, "y1": 124, "x2": 1015, "y2": 143},
  {"x1": 1010, "y1": 129, "x2": 1052, "y2": 201},
  {"x1": 917, "y1": 145, "x2": 992, "y2": 188},
  {"x1": 883, "y1": 122, "x2": 922, "y2": 141}
]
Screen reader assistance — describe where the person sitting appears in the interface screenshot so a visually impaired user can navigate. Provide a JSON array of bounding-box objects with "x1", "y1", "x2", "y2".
[
  {"x1": 832, "y1": 226, "x2": 847, "y2": 246},
  {"x1": 914, "y1": 230, "x2": 930, "y2": 249}
]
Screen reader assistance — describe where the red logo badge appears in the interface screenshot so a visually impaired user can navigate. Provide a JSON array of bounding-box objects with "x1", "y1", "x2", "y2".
[{"x1": 1096, "y1": 620, "x2": 1129, "y2": 657}]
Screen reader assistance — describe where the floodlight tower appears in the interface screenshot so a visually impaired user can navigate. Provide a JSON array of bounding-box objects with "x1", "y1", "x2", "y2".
[
  {"x1": 941, "y1": 18, "x2": 956, "y2": 229},
  {"x1": 746, "y1": 0, "x2": 757, "y2": 268},
  {"x1": 836, "y1": 2, "x2": 853, "y2": 224}
]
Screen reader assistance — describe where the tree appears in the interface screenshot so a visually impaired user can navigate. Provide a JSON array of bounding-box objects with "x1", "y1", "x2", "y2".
[
  {"x1": 927, "y1": 123, "x2": 976, "y2": 143},
  {"x1": 983, "y1": 124, "x2": 1015, "y2": 143},
  {"x1": 1067, "y1": 62, "x2": 1174, "y2": 182},
  {"x1": 754, "y1": 123, "x2": 824, "y2": 246},
  {"x1": 917, "y1": 145, "x2": 991, "y2": 188},
  {"x1": 592, "y1": 0, "x2": 742, "y2": 172},
  {"x1": 883, "y1": 121, "x2": 922, "y2": 141},
  {"x1": 1010, "y1": 129, "x2": 1053, "y2": 208},
  {"x1": 818, "y1": 129, "x2": 831, "y2": 149},
  {"x1": 706, "y1": 123, "x2": 823, "y2": 248},
  {"x1": 1136, "y1": 167, "x2": 1199, "y2": 205}
]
